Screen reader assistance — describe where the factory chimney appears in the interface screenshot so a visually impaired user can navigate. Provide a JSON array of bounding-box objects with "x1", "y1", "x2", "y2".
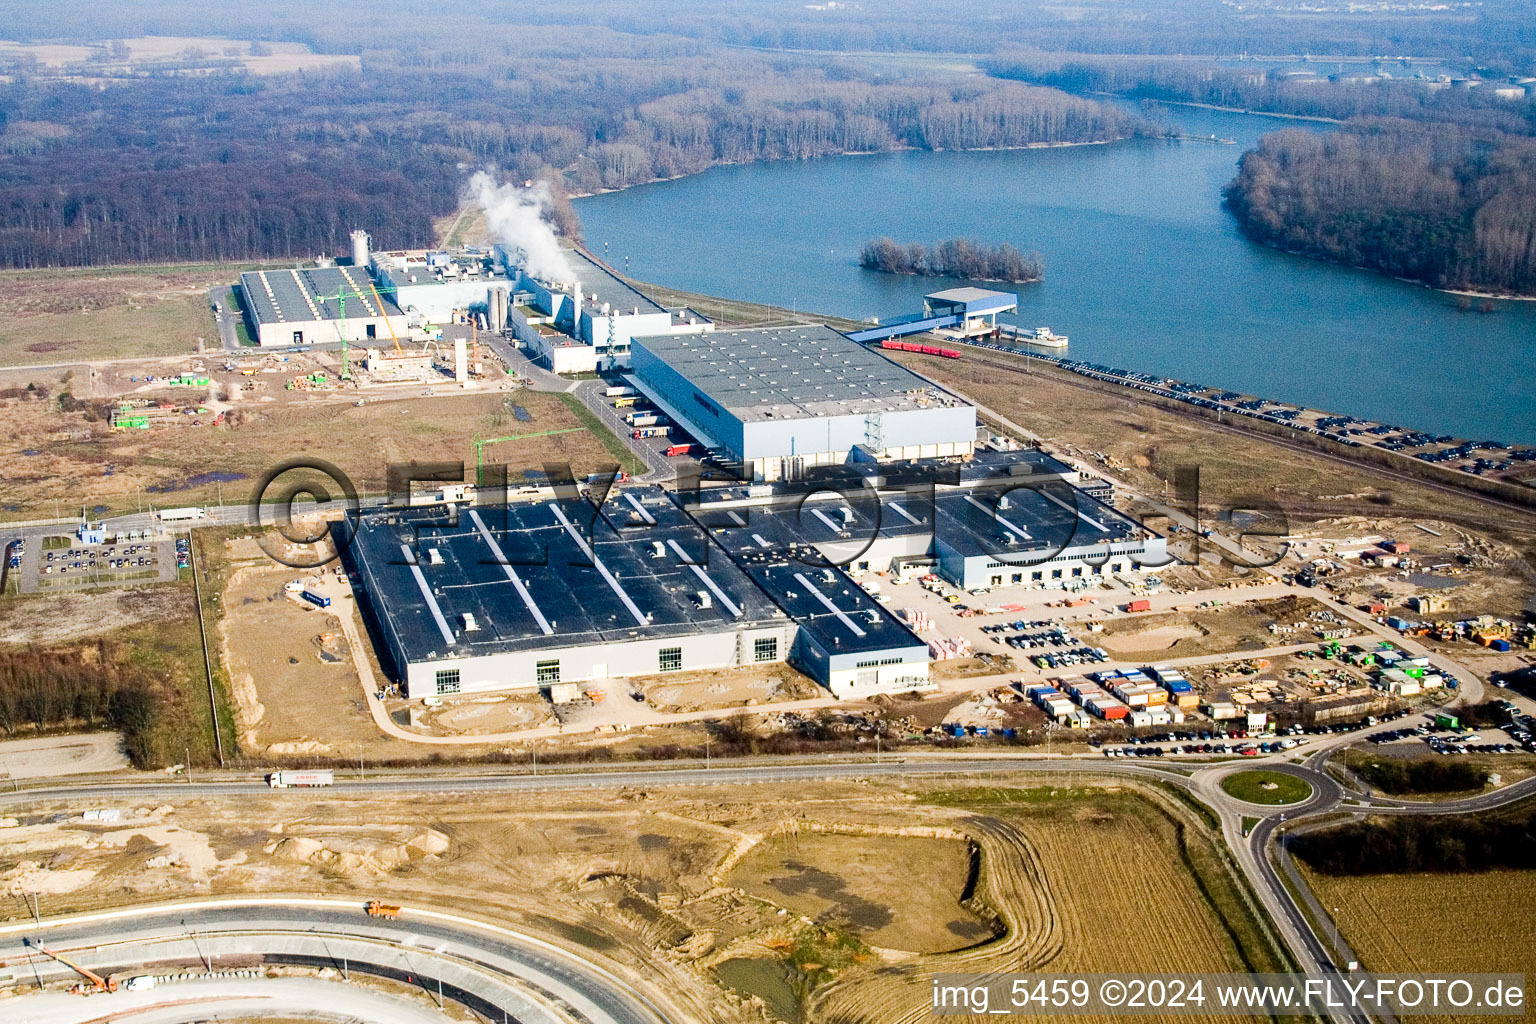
[
  {"x1": 350, "y1": 230, "x2": 371, "y2": 268},
  {"x1": 572, "y1": 282, "x2": 584, "y2": 341}
]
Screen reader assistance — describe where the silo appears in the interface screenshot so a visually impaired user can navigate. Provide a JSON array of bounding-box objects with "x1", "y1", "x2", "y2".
[{"x1": 350, "y1": 230, "x2": 371, "y2": 268}]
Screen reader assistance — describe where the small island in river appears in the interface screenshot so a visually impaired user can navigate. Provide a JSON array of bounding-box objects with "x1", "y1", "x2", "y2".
[{"x1": 859, "y1": 237, "x2": 1044, "y2": 284}]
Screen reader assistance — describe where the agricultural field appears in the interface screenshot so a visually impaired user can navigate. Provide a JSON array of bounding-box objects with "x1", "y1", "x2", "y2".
[
  {"x1": 0, "y1": 778, "x2": 1282, "y2": 1024},
  {"x1": 1305, "y1": 869, "x2": 1536, "y2": 1016}
]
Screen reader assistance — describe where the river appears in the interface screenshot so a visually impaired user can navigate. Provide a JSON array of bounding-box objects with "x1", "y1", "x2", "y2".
[{"x1": 575, "y1": 103, "x2": 1535, "y2": 443}]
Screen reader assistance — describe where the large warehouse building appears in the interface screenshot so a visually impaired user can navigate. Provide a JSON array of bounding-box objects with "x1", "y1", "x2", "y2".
[
  {"x1": 237, "y1": 265, "x2": 409, "y2": 347},
  {"x1": 630, "y1": 325, "x2": 978, "y2": 481},
  {"x1": 344, "y1": 486, "x2": 930, "y2": 699}
]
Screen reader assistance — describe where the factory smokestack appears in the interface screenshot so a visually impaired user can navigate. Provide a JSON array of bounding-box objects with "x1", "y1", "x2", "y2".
[
  {"x1": 465, "y1": 172, "x2": 575, "y2": 284},
  {"x1": 350, "y1": 229, "x2": 370, "y2": 268}
]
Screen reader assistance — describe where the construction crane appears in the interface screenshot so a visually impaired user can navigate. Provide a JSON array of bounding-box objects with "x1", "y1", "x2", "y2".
[
  {"x1": 28, "y1": 940, "x2": 118, "y2": 994},
  {"x1": 311, "y1": 278, "x2": 402, "y2": 380}
]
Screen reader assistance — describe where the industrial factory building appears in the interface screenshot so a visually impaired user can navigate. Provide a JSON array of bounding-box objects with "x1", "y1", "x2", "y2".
[
  {"x1": 499, "y1": 246, "x2": 712, "y2": 374},
  {"x1": 629, "y1": 325, "x2": 978, "y2": 481},
  {"x1": 343, "y1": 486, "x2": 929, "y2": 699},
  {"x1": 236, "y1": 264, "x2": 409, "y2": 348},
  {"x1": 688, "y1": 449, "x2": 1166, "y2": 590}
]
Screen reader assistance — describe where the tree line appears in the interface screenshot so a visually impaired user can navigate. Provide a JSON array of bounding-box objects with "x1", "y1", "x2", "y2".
[
  {"x1": 1290, "y1": 806, "x2": 1536, "y2": 874},
  {"x1": 860, "y1": 237, "x2": 1043, "y2": 283},
  {"x1": 1223, "y1": 120, "x2": 1536, "y2": 296},
  {"x1": 0, "y1": 641, "x2": 172, "y2": 766},
  {"x1": 0, "y1": 34, "x2": 1146, "y2": 268}
]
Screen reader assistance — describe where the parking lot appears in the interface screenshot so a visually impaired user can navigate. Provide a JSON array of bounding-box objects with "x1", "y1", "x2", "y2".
[{"x1": 18, "y1": 533, "x2": 180, "y2": 593}]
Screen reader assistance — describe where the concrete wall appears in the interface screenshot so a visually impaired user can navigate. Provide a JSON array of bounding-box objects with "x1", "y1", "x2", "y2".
[{"x1": 405, "y1": 623, "x2": 799, "y2": 697}]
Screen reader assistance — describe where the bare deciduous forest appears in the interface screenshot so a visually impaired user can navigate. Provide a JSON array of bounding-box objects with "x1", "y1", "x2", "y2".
[
  {"x1": 1224, "y1": 122, "x2": 1536, "y2": 296},
  {"x1": 3, "y1": 0, "x2": 1532, "y2": 269}
]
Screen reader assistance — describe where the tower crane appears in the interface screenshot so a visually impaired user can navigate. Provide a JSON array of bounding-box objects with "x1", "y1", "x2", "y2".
[{"x1": 311, "y1": 278, "x2": 403, "y2": 380}]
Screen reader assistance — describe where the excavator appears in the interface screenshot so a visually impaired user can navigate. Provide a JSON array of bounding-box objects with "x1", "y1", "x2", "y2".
[{"x1": 27, "y1": 939, "x2": 118, "y2": 994}]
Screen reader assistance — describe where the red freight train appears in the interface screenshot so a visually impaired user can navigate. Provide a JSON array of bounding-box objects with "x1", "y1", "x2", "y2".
[{"x1": 880, "y1": 339, "x2": 962, "y2": 359}]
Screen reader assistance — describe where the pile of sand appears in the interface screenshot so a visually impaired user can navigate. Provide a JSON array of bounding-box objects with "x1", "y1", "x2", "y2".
[{"x1": 262, "y1": 828, "x2": 449, "y2": 875}]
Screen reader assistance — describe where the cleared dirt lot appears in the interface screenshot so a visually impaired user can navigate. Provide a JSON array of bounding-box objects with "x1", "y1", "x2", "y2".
[
  {"x1": 0, "y1": 777, "x2": 1277, "y2": 1024},
  {"x1": 730, "y1": 830, "x2": 989, "y2": 954},
  {"x1": 0, "y1": 733, "x2": 127, "y2": 780},
  {"x1": 0, "y1": 383, "x2": 614, "y2": 520},
  {"x1": 1095, "y1": 594, "x2": 1330, "y2": 659}
]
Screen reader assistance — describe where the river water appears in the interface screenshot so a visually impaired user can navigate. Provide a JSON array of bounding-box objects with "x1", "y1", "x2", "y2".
[{"x1": 575, "y1": 103, "x2": 1535, "y2": 442}]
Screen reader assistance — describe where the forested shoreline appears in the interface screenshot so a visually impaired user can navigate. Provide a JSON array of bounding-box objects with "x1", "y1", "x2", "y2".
[
  {"x1": 0, "y1": 46, "x2": 1145, "y2": 268},
  {"x1": 1223, "y1": 121, "x2": 1536, "y2": 297},
  {"x1": 859, "y1": 237, "x2": 1043, "y2": 283}
]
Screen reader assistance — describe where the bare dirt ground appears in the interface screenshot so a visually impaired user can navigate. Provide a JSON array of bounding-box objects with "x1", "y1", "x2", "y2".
[
  {"x1": 0, "y1": 588, "x2": 191, "y2": 646},
  {"x1": 1095, "y1": 595, "x2": 1330, "y2": 659},
  {"x1": 897, "y1": 349, "x2": 1536, "y2": 576},
  {"x1": 0, "y1": 777, "x2": 1269, "y2": 1024},
  {"x1": 0, "y1": 379, "x2": 611, "y2": 519},
  {"x1": 0, "y1": 733, "x2": 127, "y2": 780},
  {"x1": 218, "y1": 537, "x2": 395, "y2": 759},
  {"x1": 637, "y1": 664, "x2": 821, "y2": 712}
]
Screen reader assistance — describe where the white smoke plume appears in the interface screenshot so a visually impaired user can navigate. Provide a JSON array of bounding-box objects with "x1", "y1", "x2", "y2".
[{"x1": 466, "y1": 171, "x2": 576, "y2": 284}]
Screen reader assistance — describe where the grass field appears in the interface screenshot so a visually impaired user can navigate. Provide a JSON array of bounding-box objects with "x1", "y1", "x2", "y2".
[
  {"x1": 1220, "y1": 770, "x2": 1313, "y2": 805},
  {"x1": 0, "y1": 262, "x2": 283, "y2": 366},
  {"x1": 0, "y1": 389, "x2": 614, "y2": 519}
]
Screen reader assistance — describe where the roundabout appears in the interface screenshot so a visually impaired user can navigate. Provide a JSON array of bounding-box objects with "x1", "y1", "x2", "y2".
[{"x1": 1220, "y1": 769, "x2": 1315, "y2": 806}]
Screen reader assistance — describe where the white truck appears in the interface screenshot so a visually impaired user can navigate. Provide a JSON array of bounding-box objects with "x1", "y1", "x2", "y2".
[
  {"x1": 267, "y1": 769, "x2": 335, "y2": 788},
  {"x1": 157, "y1": 507, "x2": 208, "y2": 523}
]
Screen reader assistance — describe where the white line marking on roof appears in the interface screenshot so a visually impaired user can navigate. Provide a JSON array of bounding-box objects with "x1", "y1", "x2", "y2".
[
  {"x1": 751, "y1": 533, "x2": 773, "y2": 549},
  {"x1": 1036, "y1": 488, "x2": 1110, "y2": 533},
  {"x1": 465, "y1": 508, "x2": 553, "y2": 636},
  {"x1": 667, "y1": 539, "x2": 742, "y2": 617},
  {"x1": 623, "y1": 492, "x2": 656, "y2": 525},
  {"x1": 810, "y1": 507, "x2": 844, "y2": 533},
  {"x1": 966, "y1": 494, "x2": 1032, "y2": 540},
  {"x1": 887, "y1": 500, "x2": 922, "y2": 526},
  {"x1": 793, "y1": 572, "x2": 867, "y2": 638},
  {"x1": 401, "y1": 544, "x2": 456, "y2": 647},
  {"x1": 549, "y1": 502, "x2": 647, "y2": 627}
]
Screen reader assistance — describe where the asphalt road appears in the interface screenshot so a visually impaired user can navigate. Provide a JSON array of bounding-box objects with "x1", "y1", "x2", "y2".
[{"x1": 0, "y1": 900, "x2": 666, "y2": 1024}]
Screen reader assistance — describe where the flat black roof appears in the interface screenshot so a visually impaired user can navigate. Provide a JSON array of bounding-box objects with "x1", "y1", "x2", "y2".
[
  {"x1": 932, "y1": 483, "x2": 1146, "y2": 561},
  {"x1": 345, "y1": 487, "x2": 786, "y2": 665}
]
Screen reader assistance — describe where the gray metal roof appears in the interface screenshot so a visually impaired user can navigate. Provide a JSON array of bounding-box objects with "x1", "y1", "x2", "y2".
[
  {"x1": 565, "y1": 248, "x2": 665, "y2": 317},
  {"x1": 633, "y1": 325, "x2": 971, "y2": 423},
  {"x1": 238, "y1": 266, "x2": 402, "y2": 325}
]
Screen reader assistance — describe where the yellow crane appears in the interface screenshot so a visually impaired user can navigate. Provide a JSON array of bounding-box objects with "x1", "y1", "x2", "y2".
[{"x1": 312, "y1": 279, "x2": 403, "y2": 379}]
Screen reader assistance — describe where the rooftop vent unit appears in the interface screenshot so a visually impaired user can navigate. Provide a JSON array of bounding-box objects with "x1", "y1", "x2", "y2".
[
  {"x1": 696, "y1": 590, "x2": 712, "y2": 609},
  {"x1": 427, "y1": 548, "x2": 444, "y2": 566},
  {"x1": 462, "y1": 612, "x2": 480, "y2": 631},
  {"x1": 651, "y1": 541, "x2": 666, "y2": 558}
]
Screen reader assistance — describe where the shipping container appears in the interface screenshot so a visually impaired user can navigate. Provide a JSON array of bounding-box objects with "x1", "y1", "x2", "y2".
[
  {"x1": 604, "y1": 386, "x2": 636, "y2": 398},
  {"x1": 301, "y1": 590, "x2": 331, "y2": 608},
  {"x1": 1126, "y1": 599, "x2": 1152, "y2": 613},
  {"x1": 664, "y1": 443, "x2": 696, "y2": 457},
  {"x1": 267, "y1": 770, "x2": 334, "y2": 788}
]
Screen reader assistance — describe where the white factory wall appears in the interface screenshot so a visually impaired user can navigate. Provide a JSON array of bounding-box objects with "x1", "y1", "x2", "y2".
[
  {"x1": 251, "y1": 312, "x2": 409, "y2": 348},
  {"x1": 405, "y1": 623, "x2": 799, "y2": 697},
  {"x1": 791, "y1": 634, "x2": 932, "y2": 699},
  {"x1": 936, "y1": 537, "x2": 1168, "y2": 590}
]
